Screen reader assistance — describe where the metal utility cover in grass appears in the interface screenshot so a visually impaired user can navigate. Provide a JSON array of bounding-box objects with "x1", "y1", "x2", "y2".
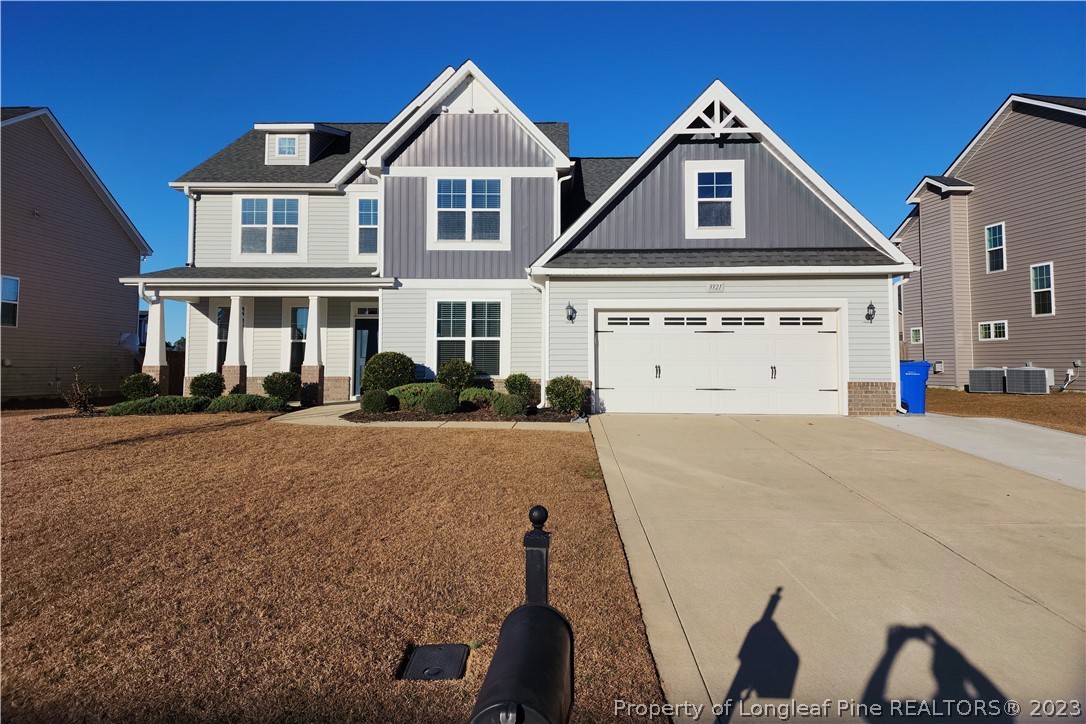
[{"x1": 400, "y1": 644, "x2": 469, "y2": 680}]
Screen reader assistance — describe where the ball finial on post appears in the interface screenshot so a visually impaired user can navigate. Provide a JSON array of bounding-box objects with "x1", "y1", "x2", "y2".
[{"x1": 529, "y1": 505, "x2": 548, "y2": 530}]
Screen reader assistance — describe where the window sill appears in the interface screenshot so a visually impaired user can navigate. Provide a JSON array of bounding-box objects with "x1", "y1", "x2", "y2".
[
  {"x1": 427, "y1": 240, "x2": 511, "y2": 252},
  {"x1": 685, "y1": 226, "x2": 746, "y2": 240}
]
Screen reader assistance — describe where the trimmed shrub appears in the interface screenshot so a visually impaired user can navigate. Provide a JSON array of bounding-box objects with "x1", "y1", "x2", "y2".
[
  {"x1": 422, "y1": 386, "x2": 458, "y2": 415},
  {"x1": 189, "y1": 372, "x2": 226, "y2": 398},
  {"x1": 360, "y1": 389, "x2": 390, "y2": 413},
  {"x1": 207, "y1": 394, "x2": 288, "y2": 413},
  {"x1": 121, "y1": 372, "x2": 158, "y2": 401},
  {"x1": 459, "y1": 387, "x2": 500, "y2": 409},
  {"x1": 493, "y1": 393, "x2": 527, "y2": 418},
  {"x1": 504, "y1": 373, "x2": 536, "y2": 404},
  {"x1": 361, "y1": 351, "x2": 416, "y2": 393},
  {"x1": 106, "y1": 398, "x2": 155, "y2": 416},
  {"x1": 300, "y1": 382, "x2": 320, "y2": 408},
  {"x1": 64, "y1": 366, "x2": 100, "y2": 416},
  {"x1": 263, "y1": 371, "x2": 301, "y2": 401},
  {"x1": 436, "y1": 358, "x2": 475, "y2": 396},
  {"x1": 389, "y1": 382, "x2": 446, "y2": 410},
  {"x1": 546, "y1": 375, "x2": 587, "y2": 416},
  {"x1": 151, "y1": 395, "x2": 210, "y2": 415}
]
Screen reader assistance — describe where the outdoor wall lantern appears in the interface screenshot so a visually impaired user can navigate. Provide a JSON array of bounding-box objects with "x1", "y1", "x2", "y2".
[
  {"x1": 865, "y1": 301, "x2": 877, "y2": 323},
  {"x1": 565, "y1": 302, "x2": 577, "y2": 323}
]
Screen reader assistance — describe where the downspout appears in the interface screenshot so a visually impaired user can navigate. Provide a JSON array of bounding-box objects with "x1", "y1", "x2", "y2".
[
  {"x1": 184, "y1": 186, "x2": 198, "y2": 266},
  {"x1": 528, "y1": 273, "x2": 549, "y2": 407},
  {"x1": 893, "y1": 276, "x2": 909, "y2": 414}
]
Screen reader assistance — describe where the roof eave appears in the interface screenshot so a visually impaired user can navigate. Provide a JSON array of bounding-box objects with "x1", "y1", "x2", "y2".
[{"x1": 531, "y1": 264, "x2": 917, "y2": 277}]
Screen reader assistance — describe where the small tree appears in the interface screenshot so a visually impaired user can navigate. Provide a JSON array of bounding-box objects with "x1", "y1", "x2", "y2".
[
  {"x1": 63, "y1": 366, "x2": 100, "y2": 417},
  {"x1": 545, "y1": 376, "x2": 587, "y2": 416}
]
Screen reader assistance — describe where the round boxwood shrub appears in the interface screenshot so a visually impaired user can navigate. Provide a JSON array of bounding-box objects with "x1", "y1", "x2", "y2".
[
  {"x1": 361, "y1": 352, "x2": 416, "y2": 393},
  {"x1": 360, "y1": 389, "x2": 390, "y2": 413},
  {"x1": 504, "y1": 373, "x2": 536, "y2": 403},
  {"x1": 389, "y1": 382, "x2": 445, "y2": 410},
  {"x1": 546, "y1": 375, "x2": 587, "y2": 416},
  {"x1": 121, "y1": 372, "x2": 158, "y2": 400},
  {"x1": 459, "y1": 387, "x2": 500, "y2": 409},
  {"x1": 106, "y1": 397, "x2": 156, "y2": 416},
  {"x1": 436, "y1": 358, "x2": 475, "y2": 396},
  {"x1": 422, "y1": 385, "x2": 458, "y2": 415},
  {"x1": 493, "y1": 393, "x2": 527, "y2": 418},
  {"x1": 189, "y1": 372, "x2": 225, "y2": 398},
  {"x1": 263, "y1": 371, "x2": 301, "y2": 401}
]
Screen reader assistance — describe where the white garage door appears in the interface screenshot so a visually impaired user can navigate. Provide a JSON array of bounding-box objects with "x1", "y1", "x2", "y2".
[{"x1": 595, "y1": 310, "x2": 840, "y2": 414}]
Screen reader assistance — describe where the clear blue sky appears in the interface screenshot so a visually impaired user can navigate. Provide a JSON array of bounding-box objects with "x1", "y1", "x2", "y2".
[{"x1": 3, "y1": 2, "x2": 1083, "y2": 340}]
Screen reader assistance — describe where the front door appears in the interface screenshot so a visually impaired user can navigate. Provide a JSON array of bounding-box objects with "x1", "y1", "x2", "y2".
[{"x1": 354, "y1": 319, "x2": 379, "y2": 396}]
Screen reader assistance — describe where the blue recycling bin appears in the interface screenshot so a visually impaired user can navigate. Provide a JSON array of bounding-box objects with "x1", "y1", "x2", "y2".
[{"x1": 899, "y1": 361, "x2": 933, "y2": 414}]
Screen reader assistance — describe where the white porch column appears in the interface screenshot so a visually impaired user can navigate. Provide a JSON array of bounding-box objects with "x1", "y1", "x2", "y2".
[
  {"x1": 300, "y1": 295, "x2": 324, "y2": 405},
  {"x1": 142, "y1": 298, "x2": 169, "y2": 394},
  {"x1": 221, "y1": 295, "x2": 247, "y2": 394}
]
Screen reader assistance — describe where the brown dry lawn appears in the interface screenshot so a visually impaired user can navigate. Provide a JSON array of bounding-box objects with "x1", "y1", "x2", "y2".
[
  {"x1": 926, "y1": 387, "x2": 1086, "y2": 435},
  {"x1": 1, "y1": 412, "x2": 662, "y2": 723}
]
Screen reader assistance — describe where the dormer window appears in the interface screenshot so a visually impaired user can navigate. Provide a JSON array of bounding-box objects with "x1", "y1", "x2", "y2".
[
  {"x1": 264, "y1": 133, "x2": 307, "y2": 165},
  {"x1": 683, "y1": 159, "x2": 746, "y2": 239},
  {"x1": 276, "y1": 136, "x2": 297, "y2": 157}
]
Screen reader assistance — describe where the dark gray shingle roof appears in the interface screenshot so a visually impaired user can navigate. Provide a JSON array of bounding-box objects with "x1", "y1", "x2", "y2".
[
  {"x1": 133, "y1": 266, "x2": 378, "y2": 280},
  {"x1": 545, "y1": 248, "x2": 897, "y2": 269},
  {"x1": 578, "y1": 157, "x2": 637, "y2": 203},
  {"x1": 1016, "y1": 94, "x2": 1086, "y2": 111},
  {"x1": 175, "y1": 120, "x2": 570, "y2": 184},
  {"x1": 926, "y1": 175, "x2": 972, "y2": 188},
  {"x1": 1, "y1": 106, "x2": 45, "y2": 121}
]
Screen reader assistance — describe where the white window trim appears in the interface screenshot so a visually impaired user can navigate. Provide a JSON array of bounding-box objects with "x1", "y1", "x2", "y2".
[
  {"x1": 425, "y1": 175, "x2": 512, "y2": 251},
  {"x1": 425, "y1": 291, "x2": 511, "y2": 378},
  {"x1": 348, "y1": 189, "x2": 380, "y2": 264},
  {"x1": 977, "y1": 320, "x2": 1009, "y2": 341},
  {"x1": 206, "y1": 297, "x2": 254, "y2": 373},
  {"x1": 232, "y1": 194, "x2": 308, "y2": 263},
  {"x1": 280, "y1": 298, "x2": 327, "y2": 372},
  {"x1": 683, "y1": 159, "x2": 746, "y2": 239},
  {"x1": 1030, "y1": 262, "x2": 1055, "y2": 317},
  {"x1": 266, "y1": 134, "x2": 306, "y2": 165},
  {"x1": 984, "y1": 222, "x2": 1006, "y2": 274},
  {"x1": 909, "y1": 327, "x2": 923, "y2": 344},
  {"x1": 2, "y1": 274, "x2": 20, "y2": 328}
]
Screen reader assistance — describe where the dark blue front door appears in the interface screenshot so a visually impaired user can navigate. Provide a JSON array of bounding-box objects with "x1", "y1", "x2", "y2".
[{"x1": 354, "y1": 319, "x2": 379, "y2": 396}]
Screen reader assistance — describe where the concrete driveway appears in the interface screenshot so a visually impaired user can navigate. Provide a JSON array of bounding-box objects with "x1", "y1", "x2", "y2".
[{"x1": 592, "y1": 414, "x2": 1085, "y2": 722}]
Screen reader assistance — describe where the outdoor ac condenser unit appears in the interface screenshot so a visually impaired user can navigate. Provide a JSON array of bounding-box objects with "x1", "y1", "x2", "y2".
[
  {"x1": 1006, "y1": 367, "x2": 1054, "y2": 395},
  {"x1": 968, "y1": 368, "x2": 1006, "y2": 394}
]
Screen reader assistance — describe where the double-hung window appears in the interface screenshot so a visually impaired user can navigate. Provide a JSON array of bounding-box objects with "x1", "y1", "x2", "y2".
[
  {"x1": 435, "y1": 301, "x2": 501, "y2": 376},
  {"x1": 357, "y1": 198, "x2": 379, "y2": 254},
  {"x1": 978, "y1": 321, "x2": 1008, "y2": 340},
  {"x1": 241, "y1": 197, "x2": 299, "y2": 255},
  {"x1": 985, "y1": 223, "x2": 1005, "y2": 273},
  {"x1": 2, "y1": 276, "x2": 19, "y2": 327},
  {"x1": 1031, "y1": 263, "x2": 1054, "y2": 316},
  {"x1": 435, "y1": 178, "x2": 502, "y2": 244},
  {"x1": 684, "y1": 160, "x2": 746, "y2": 238}
]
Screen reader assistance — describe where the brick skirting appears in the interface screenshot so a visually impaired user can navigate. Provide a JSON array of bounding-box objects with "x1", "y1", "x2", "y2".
[
  {"x1": 222, "y1": 365, "x2": 247, "y2": 395},
  {"x1": 323, "y1": 376, "x2": 351, "y2": 402},
  {"x1": 142, "y1": 365, "x2": 170, "y2": 396},
  {"x1": 848, "y1": 381, "x2": 897, "y2": 416}
]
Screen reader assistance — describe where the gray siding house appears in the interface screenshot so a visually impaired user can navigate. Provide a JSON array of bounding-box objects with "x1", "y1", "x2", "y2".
[
  {"x1": 893, "y1": 95, "x2": 1086, "y2": 389},
  {"x1": 126, "y1": 61, "x2": 912, "y2": 414},
  {"x1": 1, "y1": 107, "x2": 152, "y2": 400}
]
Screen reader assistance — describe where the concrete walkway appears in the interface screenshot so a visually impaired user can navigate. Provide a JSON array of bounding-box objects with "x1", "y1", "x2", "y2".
[
  {"x1": 272, "y1": 401, "x2": 588, "y2": 431},
  {"x1": 592, "y1": 414, "x2": 1085, "y2": 722},
  {"x1": 865, "y1": 414, "x2": 1085, "y2": 490}
]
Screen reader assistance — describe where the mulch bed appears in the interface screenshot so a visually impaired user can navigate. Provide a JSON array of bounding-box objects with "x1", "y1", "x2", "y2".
[
  {"x1": 927, "y1": 387, "x2": 1086, "y2": 435},
  {"x1": 341, "y1": 406, "x2": 577, "y2": 424},
  {"x1": 1, "y1": 413, "x2": 661, "y2": 723}
]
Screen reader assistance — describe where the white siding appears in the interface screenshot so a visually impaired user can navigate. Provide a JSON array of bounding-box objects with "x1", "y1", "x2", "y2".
[
  {"x1": 250, "y1": 298, "x2": 282, "y2": 376},
  {"x1": 547, "y1": 276, "x2": 893, "y2": 383},
  {"x1": 192, "y1": 194, "x2": 233, "y2": 266},
  {"x1": 308, "y1": 195, "x2": 350, "y2": 266},
  {"x1": 325, "y1": 298, "x2": 353, "y2": 377},
  {"x1": 510, "y1": 287, "x2": 542, "y2": 377},
  {"x1": 379, "y1": 288, "x2": 429, "y2": 377},
  {"x1": 186, "y1": 301, "x2": 211, "y2": 376}
]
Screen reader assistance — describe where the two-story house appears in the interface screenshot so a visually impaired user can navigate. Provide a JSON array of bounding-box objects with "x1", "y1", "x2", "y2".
[
  {"x1": 892, "y1": 94, "x2": 1086, "y2": 389},
  {"x1": 2, "y1": 107, "x2": 152, "y2": 401},
  {"x1": 124, "y1": 61, "x2": 913, "y2": 415}
]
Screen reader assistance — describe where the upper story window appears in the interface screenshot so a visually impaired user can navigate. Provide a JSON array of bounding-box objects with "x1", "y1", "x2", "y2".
[
  {"x1": 2, "y1": 275, "x2": 20, "y2": 327},
  {"x1": 240, "y1": 197, "x2": 300, "y2": 255},
  {"x1": 429, "y1": 177, "x2": 508, "y2": 250},
  {"x1": 1031, "y1": 263, "x2": 1054, "y2": 316},
  {"x1": 985, "y1": 223, "x2": 1005, "y2": 273},
  {"x1": 684, "y1": 159, "x2": 746, "y2": 239},
  {"x1": 358, "y1": 198, "x2": 379, "y2": 255},
  {"x1": 909, "y1": 327, "x2": 922, "y2": 345},
  {"x1": 276, "y1": 136, "x2": 297, "y2": 157}
]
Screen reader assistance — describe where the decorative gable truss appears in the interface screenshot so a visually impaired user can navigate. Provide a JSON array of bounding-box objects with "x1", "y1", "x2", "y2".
[{"x1": 531, "y1": 80, "x2": 914, "y2": 272}]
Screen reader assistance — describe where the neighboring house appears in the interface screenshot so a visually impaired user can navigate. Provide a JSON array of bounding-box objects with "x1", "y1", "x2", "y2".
[
  {"x1": 892, "y1": 94, "x2": 1086, "y2": 389},
  {"x1": 124, "y1": 61, "x2": 912, "y2": 414},
  {"x1": 1, "y1": 107, "x2": 152, "y2": 400}
]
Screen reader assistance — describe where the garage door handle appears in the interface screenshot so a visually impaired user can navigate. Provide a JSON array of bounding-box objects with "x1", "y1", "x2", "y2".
[
  {"x1": 655, "y1": 364, "x2": 661, "y2": 379},
  {"x1": 771, "y1": 365, "x2": 777, "y2": 380}
]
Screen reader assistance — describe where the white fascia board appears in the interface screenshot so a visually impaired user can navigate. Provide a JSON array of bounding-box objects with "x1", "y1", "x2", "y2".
[
  {"x1": 889, "y1": 211, "x2": 919, "y2": 241},
  {"x1": 167, "y1": 181, "x2": 337, "y2": 192},
  {"x1": 253, "y1": 123, "x2": 348, "y2": 137},
  {"x1": 532, "y1": 79, "x2": 910, "y2": 268},
  {"x1": 530, "y1": 264, "x2": 917, "y2": 277},
  {"x1": 367, "y1": 60, "x2": 571, "y2": 171},
  {"x1": 1008, "y1": 95, "x2": 1086, "y2": 117},
  {"x1": 6, "y1": 109, "x2": 153, "y2": 256},
  {"x1": 120, "y1": 277, "x2": 396, "y2": 287},
  {"x1": 328, "y1": 66, "x2": 456, "y2": 186}
]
